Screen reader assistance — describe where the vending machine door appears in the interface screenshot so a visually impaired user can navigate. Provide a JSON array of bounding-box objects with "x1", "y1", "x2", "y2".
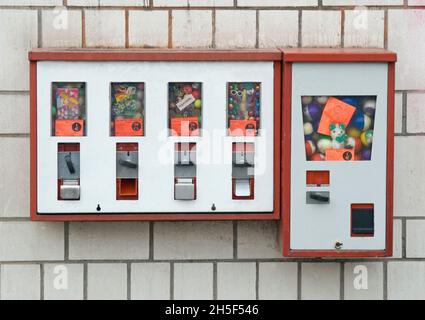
[{"x1": 290, "y1": 62, "x2": 388, "y2": 252}]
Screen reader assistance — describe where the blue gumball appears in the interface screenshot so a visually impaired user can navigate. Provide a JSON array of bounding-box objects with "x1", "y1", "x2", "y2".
[
  {"x1": 349, "y1": 111, "x2": 371, "y2": 131},
  {"x1": 361, "y1": 148, "x2": 372, "y2": 160},
  {"x1": 342, "y1": 97, "x2": 360, "y2": 108},
  {"x1": 305, "y1": 134, "x2": 313, "y2": 141},
  {"x1": 303, "y1": 102, "x2": 322, "y2": 122}
]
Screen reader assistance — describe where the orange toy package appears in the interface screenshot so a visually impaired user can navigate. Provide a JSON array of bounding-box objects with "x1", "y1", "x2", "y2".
[
  {"x1": 55, "y1": 119, "x2": 84, "y2": 136},
  {"x1": 229, "y1": 120, "x2": 257, "y2": 136},
  {"x1": 115, "y1": 118, "x2": 143, "y2": 136},
  {"x1": 325, "y1": 149, "x2": 354, "y2": 161},
  {"x1": 170, "y1": 117, "x2": 199, "y2": 136},
  {"x1": 318, "y1": 97, "x2": 356, "y2": 136}
]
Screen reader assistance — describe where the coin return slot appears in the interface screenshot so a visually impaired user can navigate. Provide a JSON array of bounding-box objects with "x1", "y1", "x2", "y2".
[{"x1": 351, "y1": 204, "x2": 374, "y2": 237}]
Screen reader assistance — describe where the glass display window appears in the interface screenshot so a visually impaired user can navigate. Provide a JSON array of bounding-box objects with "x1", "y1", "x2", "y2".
[
  {"x1": 227, "y1": 82, "x2": 261, "y2": 136},
  {"x1": 110, "y1": 82, "x2": 145, "y2": 136},
  {"x1": 52, "y1": 82, "x2": 86, "y2": 136},
  {"x1": 168, "y1": 82, "x2": 202, "y2": 136},
  {"x1": 302, "y1": 96, "x2": 376, "y2": 161}
]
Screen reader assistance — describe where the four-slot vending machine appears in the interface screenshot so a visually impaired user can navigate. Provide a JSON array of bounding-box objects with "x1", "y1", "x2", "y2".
[{"x1": 29, "y1": 49, "x2": 281, "y2": 221}]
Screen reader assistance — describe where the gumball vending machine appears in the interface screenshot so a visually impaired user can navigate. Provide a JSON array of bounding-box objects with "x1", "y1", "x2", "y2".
[
  {"x1": 29, "y1": 49, "x2": 281, "y2": 221},
  {"x1": 281, "y1": 49, "x2": 396, "y2": 257}
]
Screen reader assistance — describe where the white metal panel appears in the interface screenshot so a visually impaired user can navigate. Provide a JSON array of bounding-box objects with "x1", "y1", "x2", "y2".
[
  {"x1": 37, "y1": 61, "x2": 275, "y2": 214},
  {"x1": 290, "y1": 62, "x2": 388, "y2": 250}
]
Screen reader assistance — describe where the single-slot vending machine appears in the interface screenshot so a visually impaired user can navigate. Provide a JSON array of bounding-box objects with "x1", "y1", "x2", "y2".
[
  {"x1": 29, "y1": 49, "x2": 281, "y2": 221},
  {"x1": 281, "y1": 49, "x2": 396, "y2": 257}
]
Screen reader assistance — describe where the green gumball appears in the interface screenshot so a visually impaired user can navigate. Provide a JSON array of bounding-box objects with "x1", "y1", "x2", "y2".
[{"x1": 194, "y1": 99, "x2": 202, "y2": 109}]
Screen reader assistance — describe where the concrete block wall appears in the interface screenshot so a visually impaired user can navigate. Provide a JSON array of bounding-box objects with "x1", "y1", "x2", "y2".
[{"x1": 0, "y1": 0, "x2": 423, "y2": 300}]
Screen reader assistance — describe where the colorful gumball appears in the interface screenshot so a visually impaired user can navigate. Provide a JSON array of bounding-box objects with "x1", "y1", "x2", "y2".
[
  {"x1": 360, "y1": 129, "x2": 373, "y2": 147},
  {"x1": 346, "y1": 136, "x2": 362, "y2": 153},
  {"x1": 362, "y1": 99, "x2": 376, "y2": 116},
  {"x1": 302, "y1": 96, "x2": 313, "y2": 105},
  {"x1": 362, "y1": 114, "x2": 372, "y2": 130},
  {"x1": 194, "y1": 99, "x2": 202, "y2": 109},
  {"x1": 303, "y1": 122, "x2": 314, "y2": 136},
  {"x1": 192, "y1": 90, "x2": 201, "y2": 99},
  {"x1": 342, "y1": 97, "x2": 360, "y2": 108},
  {"x1": 316, "y1": 96, "x2": 328, "y2": 105},
  {"x1": 311, "y1": 153, "x2": 325, "y2": 161},
  {"x1": 303, "y1": 102, "x2": 322, "y2": 122},
  {"x1": 350, "y1": 111, "x2": 371, "y2": 131},
  {"x1": 305, "y1": 140, "x2": 316, "y2": 157},
  {"x1": 317, "y1": 137, "x2": 332, "y2": 154},
  {"x1": 347, "y1": 127, "x2": 361, "y2": 138},
  {"x1": 183, "y1": 85, "x2": 193, "y2": 94},
  {"x1": 361, "y1": 148, "x2": 372, "y2": 160}
]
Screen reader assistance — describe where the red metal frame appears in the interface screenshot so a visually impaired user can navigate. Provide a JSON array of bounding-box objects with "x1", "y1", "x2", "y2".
[
  {"x1": 280, "y1": 48, "x2": 396, "y2": 257},
  {"x1": 29, "y1": 49, "x2": 282, "y2": 221}
]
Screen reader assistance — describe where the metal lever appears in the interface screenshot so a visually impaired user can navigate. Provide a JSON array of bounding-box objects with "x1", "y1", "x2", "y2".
[
  {"x1": 119, "y1": 158, "x2": 138, "y2": 169},
  {"x1": 65, "y1": 153, "x2": 75, "y2": 174},
  {"x1": 306, "y1": 191, "x2": 330, "y2": 204},
  {"x1": 310, "y1": 192, "x2": 329, "y2": 202}
]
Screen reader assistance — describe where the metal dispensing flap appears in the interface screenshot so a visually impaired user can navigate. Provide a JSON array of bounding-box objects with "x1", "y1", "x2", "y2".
[
  {"x1": 60, "y1": 180, "x2": 80, "y2": 200},
  {"x1": 175, "y1": 178, "x2": 195, "y2": 200}
]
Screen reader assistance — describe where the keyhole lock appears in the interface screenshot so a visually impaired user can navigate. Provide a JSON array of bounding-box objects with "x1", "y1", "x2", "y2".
[{"x1": 334, "y1": 241, "x2": 343, "y2": 250}]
